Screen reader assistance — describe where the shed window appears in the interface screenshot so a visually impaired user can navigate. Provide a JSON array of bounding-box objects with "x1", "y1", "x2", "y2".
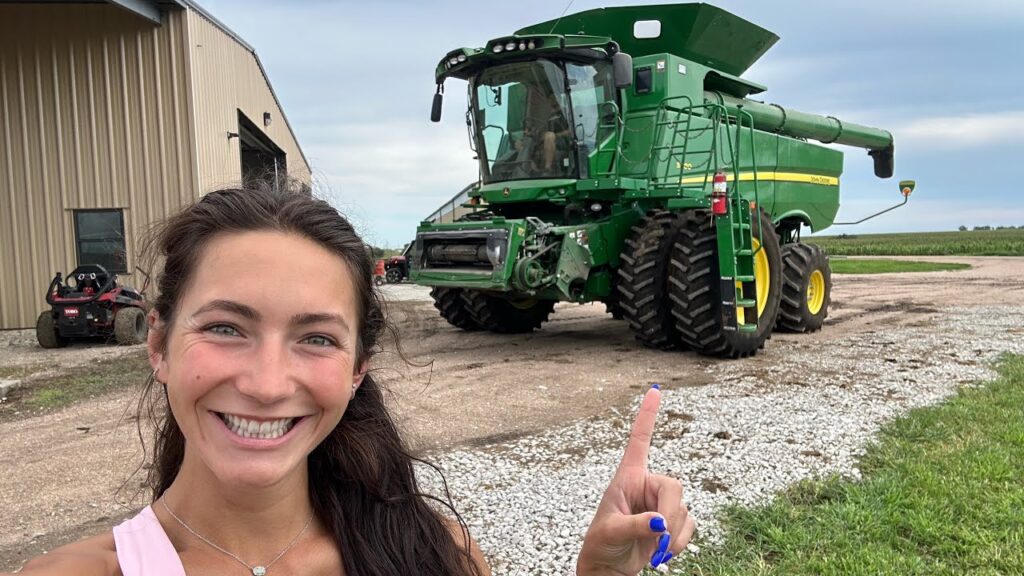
[{"x1": 74, "y1": 209, "x2": 127, "y2": 273}]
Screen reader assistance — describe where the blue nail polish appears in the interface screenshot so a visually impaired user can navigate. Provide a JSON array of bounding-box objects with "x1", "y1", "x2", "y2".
[
  {"x1": 657, "y1": 532, "x2": 671, "y2": 555},
  {"x1": 647, "y1": 528, "x2": 671, "y2": 565},
  {"x1": 651, "y1": 383, "x2": 661, "y2": 390},
  {"x1": 650, "y1": 550, "x2": 665, "y2": 568},
  {"x1": 660, "y1": 551, "x2": 674, "y2": 565},
  {"x1": 650, "y1": 532, "x2": 671, "y2": 567},
  {"x1": 649, "y1": 516, "x2": 666, "y2": 532}
]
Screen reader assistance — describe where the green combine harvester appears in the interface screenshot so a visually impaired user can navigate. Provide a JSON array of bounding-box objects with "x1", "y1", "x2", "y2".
[{"x1": 411, "y1": 3, "x2": 914, "y2": 357}]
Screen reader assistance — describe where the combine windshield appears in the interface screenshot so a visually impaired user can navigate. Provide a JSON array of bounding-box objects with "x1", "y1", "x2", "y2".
[{"x1": 472, "y1": 59, "x2": 614, "y2": 183}]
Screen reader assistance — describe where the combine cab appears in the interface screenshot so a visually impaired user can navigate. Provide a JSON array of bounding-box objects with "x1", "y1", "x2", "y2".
[{"x1": 412, "y1": 3, "x2": 911, "y2": 357}]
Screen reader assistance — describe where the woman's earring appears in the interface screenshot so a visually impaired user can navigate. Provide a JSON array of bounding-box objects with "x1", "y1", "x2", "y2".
[
  {"x1": 351, "y1": 382, "x2": 358, "y2": 400},
  {"x1": 152, "y1": 368, "x2": 163, "y2": 386}
]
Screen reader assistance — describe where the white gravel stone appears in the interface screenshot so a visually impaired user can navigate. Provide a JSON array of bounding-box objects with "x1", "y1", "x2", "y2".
[{"x1": 377, "y1": 282, "x2": 433, "y2": 303}]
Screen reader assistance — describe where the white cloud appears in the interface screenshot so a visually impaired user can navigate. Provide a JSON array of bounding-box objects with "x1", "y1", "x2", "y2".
[
  {"x1": 895, "y1": 111, "x2": 1024, "y2": 150},
  {"x1": 311, "y1": 122, "x2": 476, "y2": 199},
  {"x1": 301, "y1": 120, "x2": 479, "y2": 246}
]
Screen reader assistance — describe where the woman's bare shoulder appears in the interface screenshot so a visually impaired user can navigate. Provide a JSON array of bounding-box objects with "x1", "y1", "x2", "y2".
[
  {"x1": 442, "y1": 516, "x2": 492, "y2": 576},
  {"x1": 6, "y1": 532, "x2": 120, "y2": 576}
]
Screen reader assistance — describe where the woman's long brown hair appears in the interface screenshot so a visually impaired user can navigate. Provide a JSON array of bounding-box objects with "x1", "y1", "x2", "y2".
[{"x1": 138, "y1": 184, "x2": 482, "y2": 576}]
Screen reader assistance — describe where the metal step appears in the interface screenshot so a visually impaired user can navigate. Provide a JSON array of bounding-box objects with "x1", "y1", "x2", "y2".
[
  {"x1": 650, "y1": 182, "x2": 707, "y2": 190},
  {"x1": 651, "y1": 144, "x2": 713, "y2": 152},
  {"x1": 736, "y1": 298, "x2": 756, "y2": 308}
]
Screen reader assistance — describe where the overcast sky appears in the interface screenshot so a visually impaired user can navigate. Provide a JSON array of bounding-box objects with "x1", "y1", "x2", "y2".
[{"x1": 196, "y1": 0, "x2": 1024, "y2": 247}]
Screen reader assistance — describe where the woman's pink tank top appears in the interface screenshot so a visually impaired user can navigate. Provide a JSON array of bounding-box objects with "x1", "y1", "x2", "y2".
[{"x1": 112, "y1": 506, "x2": 187, "y2": 576}]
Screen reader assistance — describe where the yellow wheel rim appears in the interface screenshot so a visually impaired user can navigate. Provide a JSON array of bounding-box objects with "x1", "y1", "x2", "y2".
[
  {"x1": 737, "y1": 238, "x2": 770, "y2": 325},
  {"x1": 807, "y1": 269, "x2": 825, "y2": 315}
]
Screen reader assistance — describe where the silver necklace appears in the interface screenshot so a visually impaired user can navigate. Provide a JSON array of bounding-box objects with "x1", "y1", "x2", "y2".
[{"x1": 160, "y1": 497, "x2": 313, "y2": 576}]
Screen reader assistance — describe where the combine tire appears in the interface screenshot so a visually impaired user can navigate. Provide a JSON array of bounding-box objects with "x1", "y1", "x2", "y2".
[
  {"x1": 114, "y1": 307, "x2": 148, "y2": 345},
  {"x1": 617, "y1": 210, "x2": 682, "y2": 349},
  {"x1": 776, "y1": 243, "x2": 831, "y2": 333},
  {"x1": 669, "y1": 210, "x2": 782, "y2": 358},
  {"x1": 430, "y1": 287, "x2": 480, "y2": 331},
  {"x1": 462, "y1": 290, "x2": 554, "y2": 333},
  {"x1": 36, "y1": 311, "x2": 67, "y2": 349}
]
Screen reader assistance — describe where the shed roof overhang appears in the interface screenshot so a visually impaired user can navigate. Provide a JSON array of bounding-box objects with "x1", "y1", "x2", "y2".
[
  {"x1": 107, "y1": 0, "x2": 162, "y2": 23},
  {"x1": 0, "y1": 0, "x2": 178, "y2": 24}
]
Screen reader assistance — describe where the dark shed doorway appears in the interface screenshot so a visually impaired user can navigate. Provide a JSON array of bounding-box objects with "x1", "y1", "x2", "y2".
[{"x1": 238, "y1": 110, "x2": 287, "y2": 188}]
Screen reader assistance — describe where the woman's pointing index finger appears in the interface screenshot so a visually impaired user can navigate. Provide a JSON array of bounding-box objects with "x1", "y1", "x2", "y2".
[{"x1": 618, "y1": 384, "x2": 662, "y2": 471}]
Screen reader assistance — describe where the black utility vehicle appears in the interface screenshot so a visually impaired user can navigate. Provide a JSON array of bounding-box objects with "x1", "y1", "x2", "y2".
[{"x1": 36, "y1": 264, "x2": 148, "y2": 348}]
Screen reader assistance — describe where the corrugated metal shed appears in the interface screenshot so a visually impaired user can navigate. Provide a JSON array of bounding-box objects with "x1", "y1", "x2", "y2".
[
  {"x1": 0, "y1": 1, "x2": 311, "y2": 330},
  {"x1": 187, "y1": 8, "x2": 309, "y2": 191}
]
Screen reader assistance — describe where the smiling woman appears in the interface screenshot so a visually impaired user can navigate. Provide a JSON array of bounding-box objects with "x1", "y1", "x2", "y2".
[
  {"x1": 154, "y1": 231, "x2": 366, "y2": 491},
  {"x1": 7, "y1": 183, "x2": 693, "y2": 576}
]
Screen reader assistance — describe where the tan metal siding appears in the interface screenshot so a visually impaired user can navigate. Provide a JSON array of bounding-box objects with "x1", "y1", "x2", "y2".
[
  {"x1": 186, "y1": 10, "x2": 310, "y2": 192},
  {"x1": 0, "y1": 5, "x2": 196, "y2": 329}
]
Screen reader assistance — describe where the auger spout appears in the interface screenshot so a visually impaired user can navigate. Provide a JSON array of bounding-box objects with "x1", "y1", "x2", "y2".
[{"x1": 704, "y1": 90, "x2": 894, "y2": 177}]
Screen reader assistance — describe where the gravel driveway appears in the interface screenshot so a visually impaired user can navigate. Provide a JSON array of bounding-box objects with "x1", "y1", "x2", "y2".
[
  {"x1": 2, "y1": 257, "x2": 1022, "y2": 573},
  {"x1": 431, "y1": 305, "x2": 1024, "y2": 573}
]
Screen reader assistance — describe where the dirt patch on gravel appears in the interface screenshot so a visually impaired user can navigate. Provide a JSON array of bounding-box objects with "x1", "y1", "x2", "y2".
[{"x1": 1, "y1": 256, "x2": 1022, "y2": 571}]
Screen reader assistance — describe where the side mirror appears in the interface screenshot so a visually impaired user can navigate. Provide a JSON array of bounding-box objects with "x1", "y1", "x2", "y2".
[
  {"x1": 899, "y1": 180, "x2": 916, "y2": 197},
  {"x1": 431, "y1": 91, "x2": 443, "y2": 122},
  {"x1": 613, "y1": 52, "x2": 633, "y2": 89}
]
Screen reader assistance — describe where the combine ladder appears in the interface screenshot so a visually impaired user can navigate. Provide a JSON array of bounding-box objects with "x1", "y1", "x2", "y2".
[{"x1": 649, "y1": 99, "x2": 763, "y2": 333}]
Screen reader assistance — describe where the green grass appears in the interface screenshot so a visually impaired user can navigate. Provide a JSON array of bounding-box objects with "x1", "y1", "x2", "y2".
[
  {"x1": 681, "y1": 354, "x2": 1024, "y2": 576},
  {"x1": 829, "y1": 259, "x2": 972, "y2": 275},
  {"x1": 3, "y1": 352, "x2": 151, "y2": 412},
  {"x1": 0, "y1": 365, "x2": 36, "y2": 379},
  {"x1": 811, "y1": 229, "x2": 1024, "y2": 256}
]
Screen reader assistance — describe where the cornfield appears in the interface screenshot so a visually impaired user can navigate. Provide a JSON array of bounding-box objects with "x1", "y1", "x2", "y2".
[{"x1": 809, "y1": 229, "x2": 1024, "y2": 256}]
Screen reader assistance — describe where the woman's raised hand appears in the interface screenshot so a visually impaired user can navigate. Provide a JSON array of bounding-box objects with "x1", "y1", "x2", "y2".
[{"x1": 576, "y1": 386, "x2": 695, "y2": 576}]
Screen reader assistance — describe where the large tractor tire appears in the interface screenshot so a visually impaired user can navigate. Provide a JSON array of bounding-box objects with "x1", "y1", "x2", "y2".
[
  {"x1": 462, "y1": 290, "x2": 554, "y2": 334},
  {"x1": 668, "y1": 210, "x2": 782, "y2": 358},
  {"x1": 114, "y1": 306, "x2": 148, "y2": 345},
  {"x1": 430, "y1": 287, "x2": 480, "y2": 331},
  {"x1": 36, "y1": 311, "x2": 68, "y2": 349},
  {"x1": 617, "y1": 210, "x2": 682, "y2": 349},
  {"x1": 776, "y1": 243, "x2": 831, "y2": 333}
]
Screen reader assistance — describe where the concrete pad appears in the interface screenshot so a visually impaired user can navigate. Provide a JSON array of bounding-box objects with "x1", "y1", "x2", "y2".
[{"x1": 0, "y1": 379, "x2": 20, "y2": 397}]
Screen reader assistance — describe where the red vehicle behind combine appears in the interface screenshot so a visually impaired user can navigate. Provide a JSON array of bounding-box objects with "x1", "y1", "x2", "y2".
[{"x1": 383, "y1": 255, "x2": 409, "y2": 284}]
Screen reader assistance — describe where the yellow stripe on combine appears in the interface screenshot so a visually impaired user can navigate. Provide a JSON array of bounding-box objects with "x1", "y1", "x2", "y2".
[{"x1": 679, "y1": 172, "x2": 839, "y2": 186}]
